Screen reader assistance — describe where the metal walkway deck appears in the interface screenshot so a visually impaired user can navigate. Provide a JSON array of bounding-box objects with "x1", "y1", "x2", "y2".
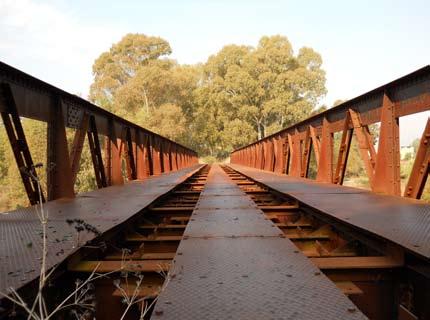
[
  {"x1": 153, "y1": 165, "x2": 366, "y2": 320},
  {"x1": 229, "y1": 164, "x2": 430, "y2": 261},
  {"x1": 0, "y1": 165, "x2": 203, "y2": 294}
]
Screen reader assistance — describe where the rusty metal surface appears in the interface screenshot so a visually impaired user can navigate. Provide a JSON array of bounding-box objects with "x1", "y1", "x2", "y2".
[
  {"x1": 196, "y1": 195, "x2": 259, "y2": 209},
  {"x1": 153, "y1": 165, "x2": 366, "y2": 320},
  {"x1": 0, "y1": 61, "x2": 198, "y2": 204},
  {"x1": 0, "y1": 165, "x2": 203, "y2": 294},
  {"x1": 232, "y1": 65, "x2": 430, "y2": 150},
  {"x1": 0, "y1": 61, "x2": 197, "y2": 151},
  {"x1": 229, "y1": 164, "x2": 430, "y2": 260},
  {"x1": 184, "y1": 209, "x2": 281, "y2": 238},
  {"x1": 230, "y1": 66, "x2": 430, "y2": 198},
  {"x1": 236, "y1": 174, "x2": 368, "y2": 195}
]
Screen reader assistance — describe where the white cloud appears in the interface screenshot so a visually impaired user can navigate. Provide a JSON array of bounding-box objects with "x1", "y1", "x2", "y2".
[{"x1": 0, "y1": 0, "x2": 125, "y2": 97}]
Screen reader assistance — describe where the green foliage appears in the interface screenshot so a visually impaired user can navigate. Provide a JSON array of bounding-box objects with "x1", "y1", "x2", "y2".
[
  {"x1": 138, "y1": 103, "x2": 188, "y2": 142},
  {"x1": 90, "y1": 33, "x2": 200, "y2": 149},
  {"x1": 192, "y1": 35, "x2": 326, "y2": 158},
  {"x1": 89, "y1": 33, "x2": 326, "y2": 159},
  {"x1": 403, "y1": 152, "x2": 413, "y2": 161},
  {"x1": 1, "y1": 33, "x2": 328, "y2": 212},
  {"x1": 411, "y1": 138, "x2": 420, "y2": 154},
  {"x1": 1, "y1": 119, "x2": 47, "y2": 211},
  {"x1": 199, "y1": 155, "x2": 218, "y2": 164},
  {"x1": 90, "y1": 33, "x2": 172, "y2": 111}
]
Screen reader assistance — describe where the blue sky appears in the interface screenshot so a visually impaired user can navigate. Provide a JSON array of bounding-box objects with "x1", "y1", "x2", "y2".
[{"x1": 1, "y1": 0, "x2": 429, "y2": 144}]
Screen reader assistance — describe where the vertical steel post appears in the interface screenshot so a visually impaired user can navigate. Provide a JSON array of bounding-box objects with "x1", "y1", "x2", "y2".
[
  {"x1": 135, "y1": 130, "x2": 147, "y2": 180},
  {"x1": 47, "y1": 96, "x2": 75, "y2": 200},
  {"x1": 289, "y1": 131, "x2": 302, "y2": 177},
  {"x1": 151, "y1": 136, "x2": 162, "y2": 175},
  {"x1": 316, "y1": 118, "x2": 333, "y2": 183},
  {"x1": 124, "y1": 127, "x2": 137, "y2": 180},
  {"x1": 105, "y1": 119, "x2": 123, "y2": 186},
  {"x1": 374, "y1": 93, "x2": 401, "y2": 195}
]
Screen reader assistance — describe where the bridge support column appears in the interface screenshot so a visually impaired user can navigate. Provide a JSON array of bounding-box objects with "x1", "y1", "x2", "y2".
[
  {"x1": 135, "y1": 131, "x2": 148, "y2": 180},
  {"x1": 316, "y1": 118, "x2": 333, "y2": 183},
  {"x1": 105, "y1": 119, "x2": 124, "y2": 186},
  {"x1": 374, "y1": 93, "x2": 401, "y2": 195},
  {"x1": 47, "y1": 97, "x2": 75, "y2": 200},
  {"x1": 289, "y1": 130, "x2": 302, "y2": 178}
]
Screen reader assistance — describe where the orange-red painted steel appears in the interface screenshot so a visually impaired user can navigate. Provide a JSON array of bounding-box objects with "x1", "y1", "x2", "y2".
[
  {"x1": 0, "y1": 165, "x2": 203, "y2": 295},
  {"x1": 231, "y1": 66, "x2": 430, "y2": 199},
  {"x1": 153, "y1": 165, "x2": 366, "y2": 320},
  {"x1": 229, "y1": 163, "x2": 430, "y2": 260},
  {"x1": 0, "y1": 61, "x2": 198, "y2": 205}
]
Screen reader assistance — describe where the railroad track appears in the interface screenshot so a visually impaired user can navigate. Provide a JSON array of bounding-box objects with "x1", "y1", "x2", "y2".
[
  {"x1": 0, "y1": 166, "x2": 209, "y2": 319},
  {"x1": 1, "y1": 164, "x2": 428, "y2": 319},
  {"x1": 223, "y1": 165, "x2": 430, "y2": 320}
]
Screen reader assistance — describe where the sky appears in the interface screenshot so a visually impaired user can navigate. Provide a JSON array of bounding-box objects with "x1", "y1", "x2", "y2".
[{"x1": 0, "y1": 0, "x2": 429, "y2": 145}]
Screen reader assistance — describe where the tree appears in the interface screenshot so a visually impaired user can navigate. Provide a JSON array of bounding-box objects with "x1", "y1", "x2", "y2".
[
  {"x1": 222, "y1": 119, "x2": 257, "y2": 153},
  {"x1": 1, "y1": 119, "x2": 47, "y2": 210},
  {"x1": 90, "y1": 34, "x2": 200, "y2": 148},
  {"x1": 411, "y1": 138, "x2": 420, "y2": 154},
  {"x1": 137, "y1": 103, "x2": 187, "y2": 142},
  {"x1": 192, "y1": 35, "x2": 326, "y2": 158},
  {"x1": 90, "y1": 33, "x2": 172, "y2": 111},
  {"x1": 89, "y1": 33, "x2": 326, "y2": 160}
]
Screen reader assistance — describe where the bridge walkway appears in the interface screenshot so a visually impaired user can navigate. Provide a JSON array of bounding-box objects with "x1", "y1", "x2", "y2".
[
  {"x1": 228, "y1": 164, "x2": 430, "y2": 260},
  {"x1": 153, "y1": 164, "x2": 365, "y2": 320},
  {"x1": 0, "y1": 165, "x2": 203, "y2": 294}
]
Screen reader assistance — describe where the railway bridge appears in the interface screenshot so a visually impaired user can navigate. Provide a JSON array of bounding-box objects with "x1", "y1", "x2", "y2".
[{"x1": 0, "y1": 61, "x2": 429, "y2": 320}]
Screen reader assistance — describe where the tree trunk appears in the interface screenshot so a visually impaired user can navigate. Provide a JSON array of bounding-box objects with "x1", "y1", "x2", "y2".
[
  {"x1": 143, "y1": 89, "x2": 149, "y2": 113},
  {"x1": 257, "y1": 124, "x2": 262, "y2": 140}
]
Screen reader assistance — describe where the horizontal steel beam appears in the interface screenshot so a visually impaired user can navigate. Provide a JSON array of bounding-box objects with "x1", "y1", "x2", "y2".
[
  {"x1": 231, "y1": 66, "x2": 430, "y2": 198},
  {"x1": 0, "y1": 61, "x2": 198, "y2": 203},
  {"x1": 234, "y1": 65, "x2": 430, "y2": 150},
  {"x1": 0, "y1": 61, "x2": 197, "y2": 156}
]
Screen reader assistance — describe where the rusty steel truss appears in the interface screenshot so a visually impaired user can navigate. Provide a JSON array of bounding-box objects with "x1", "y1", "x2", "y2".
[
  {"x1": 0, "y1": 61, "x2": 198, "y2": 205},
  {"x1": 231, "y1": 66, "x2": 430, "y2": 199}
]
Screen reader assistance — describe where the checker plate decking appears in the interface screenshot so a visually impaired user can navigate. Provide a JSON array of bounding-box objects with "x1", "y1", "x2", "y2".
[
  {"x1": 153, "y1": 165, "x2": 366, "y2": 320},
  {"x1": 229, "y1": 164, "x2": 430, "y2": 260},
  {"x1": 0, "y1": 165, "x2": 203, "y2": 293}
]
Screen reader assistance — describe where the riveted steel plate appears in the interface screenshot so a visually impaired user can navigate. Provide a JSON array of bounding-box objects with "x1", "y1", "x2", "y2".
[
  {"x1": 154, "y1": 238, "x2": 365, "y2": 320},
  {"x1": 0, "y1": 165, "x2": 203, "y2": 294},
  {"x1": 153, "y1": 164, "x2": 365, "y2": 319},
  {"x1": 196, "y1": 196, "x2": 257, "y2": 210},
  {"x1": 184, "y1": 209, "x2": 281, "y2": 238},
  {"x1": 229, "y1": 164, "x2": 430, "y2": 260},
  {"x1": 298, "y1": 193, "x2": 430, "y2": 259},
  {"x1": 229, "y1": 164, "x2": 368, "y2": 195},
  {"x1": 200, "y1": 187, "x2": 244, "y2": 196}
]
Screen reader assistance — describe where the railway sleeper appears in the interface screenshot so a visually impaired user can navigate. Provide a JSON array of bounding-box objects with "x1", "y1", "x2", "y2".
[{"x1": 61, "y1": 165, "x2": 210, "y2": 319}]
